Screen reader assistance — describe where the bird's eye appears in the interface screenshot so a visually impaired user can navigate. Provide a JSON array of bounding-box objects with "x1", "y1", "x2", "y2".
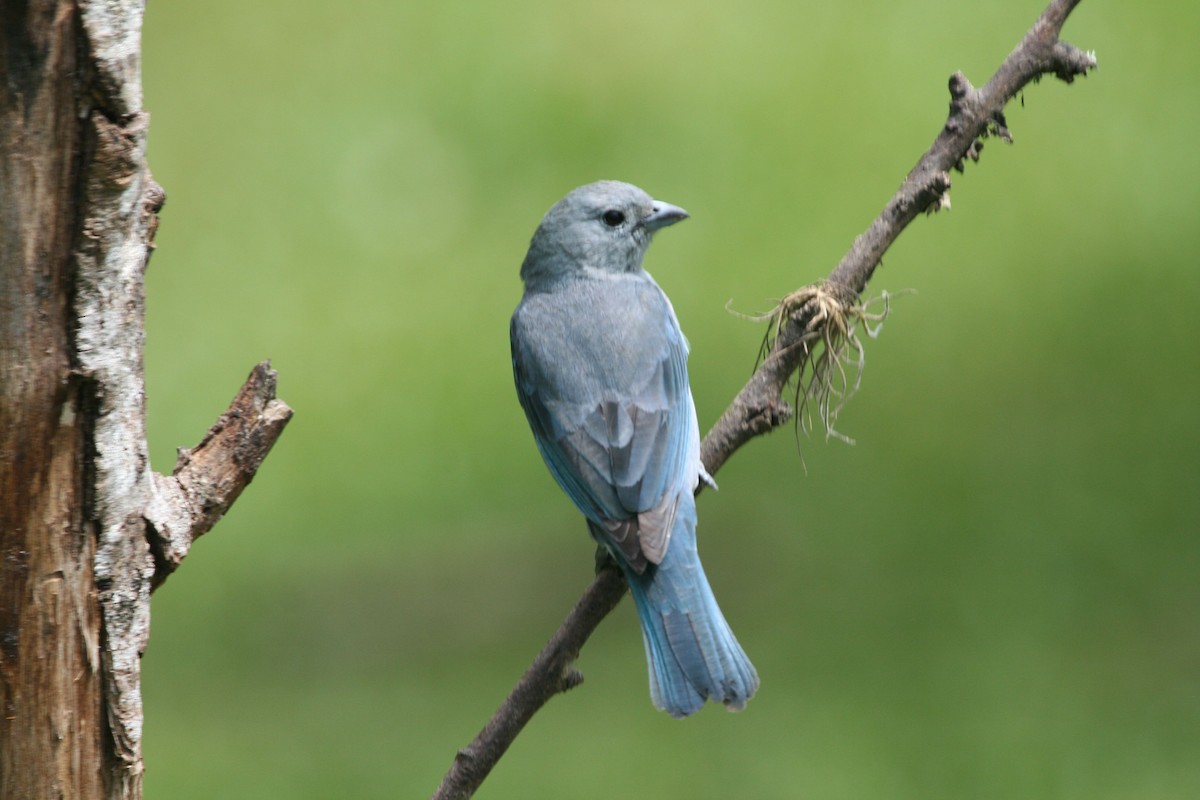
[{"x1": 601, "y1": 209, "x2": 626, "y2": 227}]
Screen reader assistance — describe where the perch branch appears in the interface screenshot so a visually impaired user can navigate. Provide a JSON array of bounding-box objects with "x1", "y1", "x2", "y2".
[
  {"x1": 433, "y1": 1, "x2": 1095, "y2": 797},
  {"x1": 702, "y1": 0, "x2": 1094, "y2": 474},
  {"x1": 146, "y1": 361, "x2": 294, "y2": 590}
]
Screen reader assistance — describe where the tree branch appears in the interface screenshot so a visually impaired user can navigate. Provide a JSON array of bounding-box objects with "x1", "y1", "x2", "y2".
[
  {"x1": 703, "y1": 0, "x2": 1095, "y2": 474},
  {"x1": 146, "y1": 361, "x2": 294, "y2": 591},
  {"x1": 433, "y1": 1, "x2": 1096, "y2": 797}
]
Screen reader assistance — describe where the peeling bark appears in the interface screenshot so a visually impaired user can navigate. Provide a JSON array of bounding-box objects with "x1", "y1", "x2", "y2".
[{"x1": 0, "y1": 2, "x2": 291, "y2": 798}]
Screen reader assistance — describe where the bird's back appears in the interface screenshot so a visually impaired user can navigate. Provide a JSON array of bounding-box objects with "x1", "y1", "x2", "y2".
[{"x1": 512, "y1": 272, "x2": 682, "y2": 409}]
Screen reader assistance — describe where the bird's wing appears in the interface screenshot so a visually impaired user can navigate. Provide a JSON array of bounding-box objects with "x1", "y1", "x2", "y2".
[{"x1": 511, "y1": 283, "x2": 696, "y2": 571}]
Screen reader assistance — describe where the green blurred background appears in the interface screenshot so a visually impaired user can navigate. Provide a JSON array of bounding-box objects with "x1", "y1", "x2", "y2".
[{"x1": 138, "y1": 1, "x2": 1198, "y2": 797}]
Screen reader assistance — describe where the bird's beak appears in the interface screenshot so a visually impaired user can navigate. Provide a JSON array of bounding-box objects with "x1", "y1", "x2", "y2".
[{"x1": 644, "y1": 201, "x2": 689, "y2": 232}]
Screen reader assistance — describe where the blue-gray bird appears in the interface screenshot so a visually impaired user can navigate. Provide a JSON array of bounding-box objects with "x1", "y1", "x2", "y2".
[{"x1": 510, "y1": 180, "x2": 759, "y2": 717}]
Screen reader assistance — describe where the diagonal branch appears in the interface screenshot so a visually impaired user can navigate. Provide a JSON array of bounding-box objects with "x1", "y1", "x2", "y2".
[
  {"x1": 702, "y1": 0, "x2": 1094, "y2": 475},
  {"x1": 433, "y1": 2, "x2": 1096, "y2": 797}
]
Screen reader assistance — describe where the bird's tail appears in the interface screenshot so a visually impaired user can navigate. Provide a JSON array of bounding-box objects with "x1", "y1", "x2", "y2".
[{"x1": 620, "y1": 495, "x2": 758, "y2": 718}]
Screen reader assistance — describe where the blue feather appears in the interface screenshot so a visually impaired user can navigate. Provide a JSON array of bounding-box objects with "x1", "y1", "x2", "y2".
[{"x1": 605, "y1": 493, "x2": 758, "y2": 718}]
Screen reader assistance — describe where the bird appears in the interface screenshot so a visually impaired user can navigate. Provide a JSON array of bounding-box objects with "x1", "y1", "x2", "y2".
[{"x1": 510, "y1": 180, "x2": 759, "y2": 717}]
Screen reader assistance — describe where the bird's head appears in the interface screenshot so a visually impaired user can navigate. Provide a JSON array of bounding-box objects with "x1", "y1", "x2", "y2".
[{"x1": 520, "y1": 180, "x2": 688, "y2": 288}]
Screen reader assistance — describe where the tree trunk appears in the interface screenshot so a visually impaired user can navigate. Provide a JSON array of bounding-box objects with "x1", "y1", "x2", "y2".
[
  {"x1": 0, "y1": 3, "x2": 291, "y2": 797},
  {"x1": 1, "y1": 2, "x2": 106, "y2": 795}
]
